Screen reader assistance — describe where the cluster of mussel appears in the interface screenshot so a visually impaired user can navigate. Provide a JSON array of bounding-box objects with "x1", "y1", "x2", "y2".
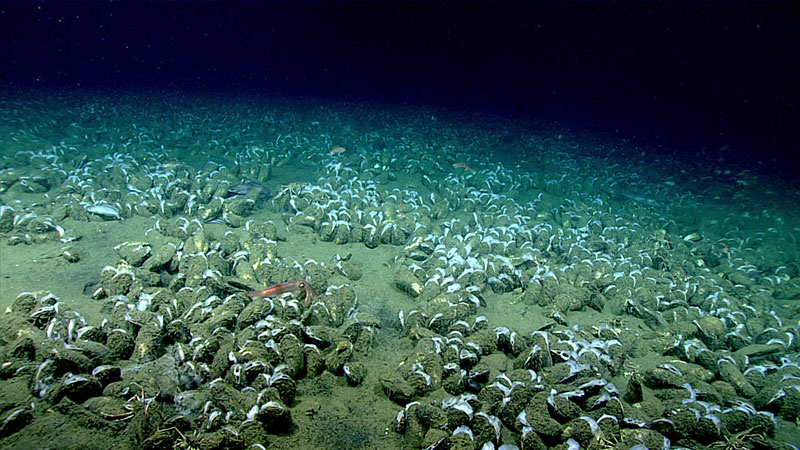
[
  {"x1": 380, "y1": 289, "x2": 794, "y2": 449},
  {"x1": 0, "y1": 154, "x2": 64, "y2": 196},
  {"x1": 0, "y1": 219, "x2": 377, "y2": 449},
  {"x1": 268, "y1": 155, "x2": 800, "y2": 448},
  {"x1": 274, "y1": 160, "x2": 563, "y2": 256},
  {"x1": 280, "y1": 162, "x2": 687, "y2": 307},
  {"x1": 0, "y1": 154, "x2": 79, "y2": 248},
  {"x1": 0, "y1": 203, "x2": 79, "y2": 250},
  {"x1": 3, "y1": 148, "x2": 280, "y2": 229},
  {"x1": 378, "y1": 238, "x2": 800, "y2": 447}
]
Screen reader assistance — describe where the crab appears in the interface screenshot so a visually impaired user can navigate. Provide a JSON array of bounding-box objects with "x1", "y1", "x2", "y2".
[
  {"x1": 144, "y1": 426, "x2": 203, "y2": 450},
  {"x1": 272, "y1": 182, "x2": 307, "y2": 200},
  {"x1": 99, "y1": 382, "x2": 154, "y2": 422},
  {"x1": 271, "y1": 182, "x2": 309, "y2": 212},
  {"x1": 587, "y1": 428, "x2": 622, "y2": 450},
  {"x1": 708, "y1": 427, "x2": 768, "y2": 450},
  {"x1": 649, "y1": 228, "x2": 673, "y2": 250}
]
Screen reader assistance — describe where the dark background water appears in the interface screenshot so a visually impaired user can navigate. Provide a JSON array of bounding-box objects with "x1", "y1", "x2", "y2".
[{"x1": 1, "y1": 2, "x2": 797, "y2": 179}]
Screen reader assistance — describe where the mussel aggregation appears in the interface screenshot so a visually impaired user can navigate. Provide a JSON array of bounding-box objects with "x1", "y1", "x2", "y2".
[{"x1": 1, "y1": 95, "x2": 799, "y2": 450}]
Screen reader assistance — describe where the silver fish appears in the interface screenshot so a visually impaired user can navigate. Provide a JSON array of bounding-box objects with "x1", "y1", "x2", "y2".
[
  {"x1": 86, "y1": 204, "x2": 121, "y2": 220},
  {"x1": 618, "y1": 191, "x2": 660, "y2": 207},
  {"x1": 227, "y1": 182, "x2": 271, "y2": 198}
]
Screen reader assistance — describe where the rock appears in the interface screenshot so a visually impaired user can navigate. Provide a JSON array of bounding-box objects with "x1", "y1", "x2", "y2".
[
  {"x1": 9, "y1": 336, "x2": 36, "y2": 360},
  {"x1": 268, "y1": 371, "x2": 297, "y2": 405},
  {"x1": 106, "y1": 329, "x2": 135, "y2": 360},
  {"x1": 343, "y1": 362, "x2": 366, "y2": 386},
  {"x1": 303, "y1": 344, "x2": 325, "y2": 377},
  {"x1": 257, "y1": 401, "x2": 292, "y2": 433},
  {"x1": 394, "y1": 267, "x2": 422, "y2": 297},
  {"x1": 325, "y1": 340, "x2": 353, "y2": 374},
  {"x1": 131, "y1": 321, "x2": 165, "y2": 363},
  {"x1": 239, "y1": 420, "x2": 269, "y2": 448},
  {"x1": 335, "y1": 260, "x2": 363, "y2": 281},
  {"x1": 0, "y1": 408, "x2": 32, "y2": 438},
  {"x1": 0, "y1": 206, "x2": 15, "y2": 232},
  {"x1": 718, "y1": 360, "x2": 756, "y2": 398},
  {"x1": 733, "y1": 343, "x2": 784, "y2": 360},
  {"x1": 774, "y1": 386, "x2": 800, "y2": 421},
  {"x1": 91, "y1": 365, "x2": 121, "y2": 386},
  {"x1": 142, "y1": 243, "x2": 177, "y2": 272},
  {"x1": 562, "y1": 417, "x2": 597, "y2": 447},
  {"x1": 237, "y1": 298, "x2": 275, "y2": 329},
  {"x1": 223, "y1": 196, "x2": 255, "y2": 216},
  {"x1": 10, "y1": 292, "x2": 37, "y2": 315},
  {"x1": 381, "y1": 377, "x2": 416, "y2": 404},
  {"x1": 100, "y1": 265, "x2": 135, "y2": 296},
  {"x1": 643, "y1": 367, "x2": 685, "y2": 389},
  {"x1": 224, "y1": 212, "x2": 248, "y2": 228},
  {"x1": 197, "y1": 427, "x2": 245, "y2": 450},
  {"x1": 53, "y1": 373, "x2": 103, "y2": 404},
  {"x1": 624, "y1": 372, "x2": 644, "y2": 403},
  {"x1": 115, "y1": 242, "x2": 152, "y2": 267},
  {"x1": 519, "y1": 397, "x2": 562, "y2": 439}
]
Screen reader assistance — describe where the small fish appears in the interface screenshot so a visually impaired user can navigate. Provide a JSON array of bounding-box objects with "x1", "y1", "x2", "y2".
[
  {"x1": 618, "y1": 191, "x2": 660, "y2": 207},
  {"x1": 86, "y1": 204, "x2": 121, "y2": 220},
  {"x1": 245, "y1": 280, "x2": 316, "y2": 305},
  {"x1": 227, "y1": 182, "x2": 271, "y2": 198},
  {"x1": 329, "y1": 146, "x2": 346, "y2": 155}
]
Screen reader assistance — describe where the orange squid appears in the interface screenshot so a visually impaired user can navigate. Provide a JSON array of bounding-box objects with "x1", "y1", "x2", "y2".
[{"x1": 244, "y1": 279, "x2": 316, "y2": 305}]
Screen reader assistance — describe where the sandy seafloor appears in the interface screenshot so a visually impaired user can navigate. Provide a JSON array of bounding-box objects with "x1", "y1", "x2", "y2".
[{"x1": 0, "y1": 92, "x2": 799, "y2": 450}]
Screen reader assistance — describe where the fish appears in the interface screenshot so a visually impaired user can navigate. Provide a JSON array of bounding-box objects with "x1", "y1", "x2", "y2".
[
  {"x1": 86, "y1": 204, "x2": 121, "y2": 220},
  {"x1": 618, "y1": 191, "x2": 660, "y2": 207},
  {"x1": 244, "y1": 280, "x2": 316, "y2": 305},
  {"x1": 227, "y1": 182, "x2": 271, "y2": 198},
  {"x1": 600, "y1": 187, "x2": 661, "y2": 208}
]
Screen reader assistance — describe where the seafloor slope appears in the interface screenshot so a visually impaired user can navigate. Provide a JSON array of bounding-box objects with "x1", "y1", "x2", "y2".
[{"x1": 0, "y1": 93, "x2": 798, "y2": 449}]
